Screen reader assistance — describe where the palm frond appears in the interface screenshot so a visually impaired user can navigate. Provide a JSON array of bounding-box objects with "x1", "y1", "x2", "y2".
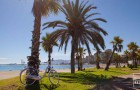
[
  {"x1": 85, "y1": 13, "x2": 100, "y2": 19},
  {"x1": 93, "y1": 18, "x2": 107, "y2": 23}
]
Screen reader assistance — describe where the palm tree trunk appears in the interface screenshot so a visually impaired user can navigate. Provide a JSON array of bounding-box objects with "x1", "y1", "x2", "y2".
[
  {"x1": 115, "y1": 60, "x2": 119, "y2": 68},
  {"x1": 77, "y1": 58, "x2": 80, "y2": 71},
  {"x1": 27, "y1": 0, "x2": 42, "y2": 85},
  {"x1": 71, "y1": 41, "x2": 75, "y2": 74},
  {"x1": 104, "y1": 49, "x2": 115, "y2": 71},
  {"x1": 48, "y1": 52, "x2": 51, "y2": 71},
  {"x1": 127, "y1": 59, "x2": 129, "y2": 67},
  {"x1": 118, "y1": 60, "x2": 121, "y2": 67},
  {"x1": 28, "y1": 11, "x2": 41, "y2": 68},
  {"x1": 134, "y1": 59, "x2": 137, "y2": 68},
  {"x1": 28, "y1": 1, "x2": 42, "y2": 68},
  {"x1": 96, "y1": 54, "x2": 100, "y2": 69},
  {"x1": 80, "y1": 58, "x2": 83, "y2": 71},
  {"x1": 96, "y1": 61, "x2": 100, "y2": 69}
]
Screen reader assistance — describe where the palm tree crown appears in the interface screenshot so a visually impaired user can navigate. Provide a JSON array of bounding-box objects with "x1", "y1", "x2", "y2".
[
  {"x1": 111, "y1": 36, "x2": 123, "y2": 52},
  {"x1": 42, "y1": 33, "x2": 58, "y2": 53},
  {"x1": 43, "y1": 0, "x2": 108, "y2": 73},
  {"x1": 127, "y1": 42, "x2": 139, "y2": 59},
  {"x1": 127, "y1": 42, "x2": 139, "y2": 52},
  {"x1": 43, "y1": 0, "x2": 108, "y2": 54},
  {"x1": 32, "y1": 0, "x2": 60, "y2": 16}
]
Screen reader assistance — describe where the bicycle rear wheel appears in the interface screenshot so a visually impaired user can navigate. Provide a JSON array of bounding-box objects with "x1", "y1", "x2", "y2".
[
  {"x1": 48, "y1": 69, "x2": 59, "y2": 85},
  {"x1": 20, "y1": 68, "x2": 37, "y2": 85}
]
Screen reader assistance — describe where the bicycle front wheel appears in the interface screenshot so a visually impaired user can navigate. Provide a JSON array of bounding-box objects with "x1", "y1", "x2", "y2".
[
  {"x1": 48, "y1": 69, "x2": 59, "y2": 85},
  {"x1": 20, "y1": 68, "x2": 37, "y2": 85}
]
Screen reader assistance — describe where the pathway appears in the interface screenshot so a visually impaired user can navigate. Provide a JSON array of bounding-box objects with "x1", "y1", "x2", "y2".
[{"x1": 92, "y1": 74, "x2": 140, "y2": 90}]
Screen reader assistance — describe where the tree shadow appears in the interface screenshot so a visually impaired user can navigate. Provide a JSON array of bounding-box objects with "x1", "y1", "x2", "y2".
[
  {"x1": 25, "y1": 83, "x2": 41, "y2": 90},
  {"x1": 82, "y1": 70, "x2": 96, "y2": 73},
  {"x1": 59, "y1": 72, "x2": 110, "y2": 85},
  {"x1": 40, "y1": 84, "x2": 59, "y2": 90},
  {"x1": 91, "y1": 77, "x2": 135, "y2": 90},
  {"x1": 17, "y1": 83, "x2": 59, "y2": 90},
  {"x1": 107, "y1": 70, "x2": 128, "y2": 75},
  {"x1": 59, "y1": 72, "x2": 138, "y2": 90},
  {"x1": 132, "y1": 68, "x2": 138, "y2": 70}
]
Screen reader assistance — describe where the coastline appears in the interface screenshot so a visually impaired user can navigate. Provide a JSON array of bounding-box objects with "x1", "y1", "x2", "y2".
[
  {"x1": 0, "y1": 64, "x2": 126, "y2": 80},
  {"x1": 0, "y1": 69, "x2": 72, "y2": 80},
  {"x1": 0, "y1": 70, "x2": 20, "y2": 80}
]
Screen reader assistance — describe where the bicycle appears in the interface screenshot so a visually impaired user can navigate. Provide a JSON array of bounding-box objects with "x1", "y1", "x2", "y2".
[{"x1": 20, "y1": 60, "x2": 59, "y2": 86}]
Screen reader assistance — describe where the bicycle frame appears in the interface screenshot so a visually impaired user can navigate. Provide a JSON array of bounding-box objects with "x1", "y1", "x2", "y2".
[
  {"x1": 28, "y1": 63, "x2": 53, "y2": 80},
  {"x1": 41, "y1": 65, "x2": 52, "y2": 79}
]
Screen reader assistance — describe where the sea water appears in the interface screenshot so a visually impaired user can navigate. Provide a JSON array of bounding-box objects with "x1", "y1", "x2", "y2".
[{"x1": 0, "y1": 64, "x2": 93, "y2": 71}]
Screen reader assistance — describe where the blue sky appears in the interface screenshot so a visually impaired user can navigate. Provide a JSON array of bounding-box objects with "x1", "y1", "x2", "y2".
[{"x1": 0, "y1": 0, "x2": 140, "y2": 64}]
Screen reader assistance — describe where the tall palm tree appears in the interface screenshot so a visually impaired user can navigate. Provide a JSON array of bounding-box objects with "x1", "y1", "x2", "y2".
[
  {"x1": 124, "y1": 50, "x2": 130, "y2": 65},
  {"x1": 76, "y1": 47, "x2": 86, "y2": 71},
  {"x1": 127, "y1": 42, "x2": 139, "y2": 67},
  {"x1": 76, "y1": 54, "x2": 80, "y2": 71},
  {"x1": 104, "y1": 49, "x2": 112, "y2": 64},
  {"x1": 42, "y1": 33, "x2": 58, "y2": 71},
  {"x1": 113, "y1": 53, "x2": 121, "y2": 68},
  {"x1": 105, "y1": 36, "x2": 123, "y2": 70},
  {"x1": 136, "y1": 49, "x2": 140, "y2": 65},
  {"x1": 43, "y1": 0, "x2": 108, "y2": 73},
  {"x1": 26, "y1": 0, "x2": 60, "y2": 85},
  {"x1": 28, "y1": 0, "x2": 60, "y2": 68},
  {"x1": 94, "y1": 48, "x2": 102, "y2": 69}
]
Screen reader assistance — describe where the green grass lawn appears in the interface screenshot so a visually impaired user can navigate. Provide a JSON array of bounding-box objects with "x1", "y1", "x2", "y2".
[{"x1": 0, "y1": 67, "x2": 140, "y2": 90}]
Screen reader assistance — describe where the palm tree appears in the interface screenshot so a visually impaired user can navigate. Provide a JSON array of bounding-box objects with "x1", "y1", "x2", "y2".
[
  {"x1": 94, "y1": 49, "x2": 102, "y2": 69},
  {"x1": 27, "y1": 0, "x2": 60, "y2": 85},
  {"x1": 124, "y1": 50, "x2": 130, "y2": 65},
  {"x1": 76, "y1": 54, "x2": 80, "y2": 71},
  {"x1": 113, "y1": 53, "x2": 121, "y2": 68},
  {"x1": 28, "y1": 0, "x2": 60, "y2": 69},
  {"x1": 76, "y1": 47, "x2": 86, "y2": 71},
  {"x1": 127, "y1": 42, "x2": 139, "y2": 68},
  {"x1": 136, "y1": 49, "x2": 140, "y2": 65},
  {"x1": 105, "y1": 36, "x2": 123, "y2": 70},
  {"x1": 43, "y1": 0, "x2": 108, "y2": 73},
  {"x1": 103, "y1": 49, "x2": 112, "y2": 64},
  {"x1": 42, "y1": 33, "x2": 58, "y2": 71}
]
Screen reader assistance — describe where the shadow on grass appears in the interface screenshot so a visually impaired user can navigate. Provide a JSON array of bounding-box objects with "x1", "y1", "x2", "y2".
[
  {"x1": 23, "y1": 84, "x2": 59, "y2": 90},
  {"x1": 107, "y1": 70, "x2": 128, "y2": 75},
  {"x1": 40, "y1": 84, "x2": 59, "y2": 90},
  {"x1": 132, "y1": 68, "x2": 138, "y2": 70},
  {"x1": 59, "y1": 72, "x2": 110, "y2": 85},
  {"x1": 91, "y1": 77, "x2": 135, "y2": 90},
  {"x1": 59, "y1": 71, "x2": 136, "y2": 89},
  {"x1": 82, "y1": 70, "x2": 95, "y2": 73},
  {"x1": 25, "y1": 83, "x2": 41, "y2": 90}
]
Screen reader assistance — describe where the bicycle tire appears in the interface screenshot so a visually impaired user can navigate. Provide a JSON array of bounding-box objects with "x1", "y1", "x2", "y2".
[
  {"x1": 48, "y1": 69, "x2": 59, "y2": 85},
  {"x1": 20, "y1": 68, "x2": 37, "y2": 85}
]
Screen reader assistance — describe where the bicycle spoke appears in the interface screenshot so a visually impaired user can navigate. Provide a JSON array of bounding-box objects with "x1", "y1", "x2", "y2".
[{"x1": 49, "y1": 70, "x2": 59, "y2": 85}]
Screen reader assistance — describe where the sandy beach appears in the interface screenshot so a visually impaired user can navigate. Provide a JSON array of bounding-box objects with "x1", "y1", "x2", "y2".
[
  {"x1": 0, "y1": 69, "x2": 71, "y2": 80},
  {"x1": 0, "y1": 70, "x2": 20, "y2": 80}
]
